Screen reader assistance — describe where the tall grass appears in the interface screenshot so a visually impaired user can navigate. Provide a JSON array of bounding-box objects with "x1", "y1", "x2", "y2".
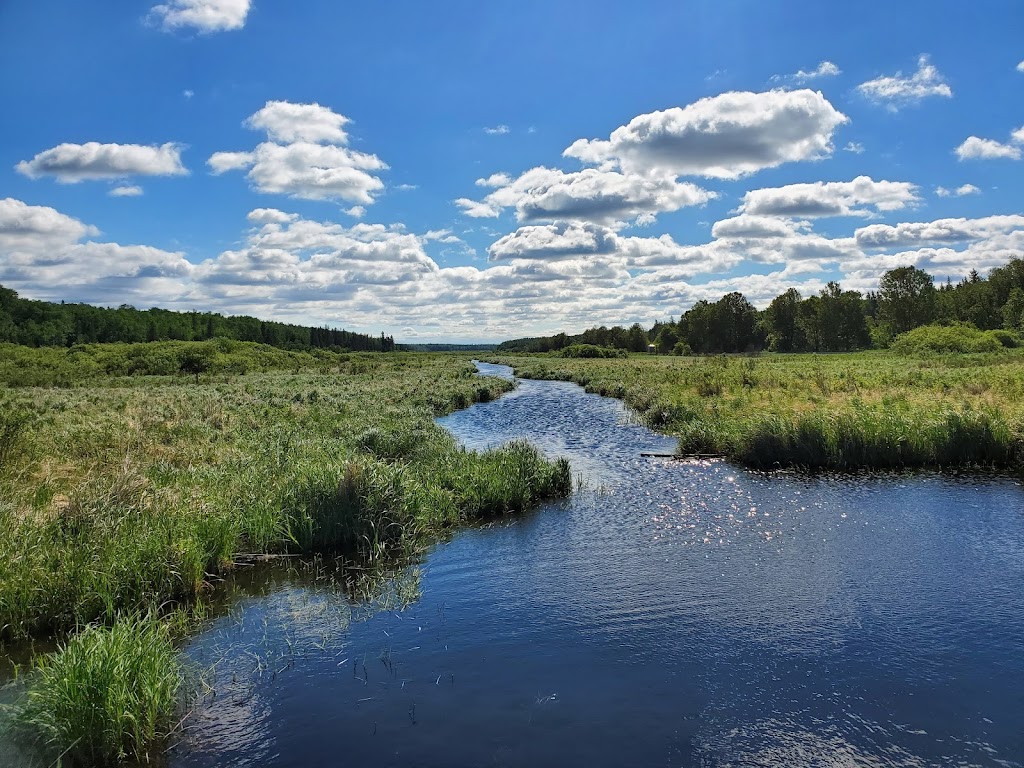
[
  {"x1": 491, "y1": 350, "x2": 1024, "y2": 470},
  {"x1": 16, "y1": 613, "x2": 183, "y2": 766},
  {"x1": 0, "y1": 352, "x2": 572, "y2": 762}
]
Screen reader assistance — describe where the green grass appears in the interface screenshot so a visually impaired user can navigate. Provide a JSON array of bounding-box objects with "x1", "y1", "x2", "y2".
[
  {"x1": 15, "y1": 613, "x2": 183, "y2": 766},
  {"x1": 488, "y1": 350, "x2": 1024, "y2": 470},
  {"x1": 0, "y1": 347, "x2": 571, "y2": 763}
]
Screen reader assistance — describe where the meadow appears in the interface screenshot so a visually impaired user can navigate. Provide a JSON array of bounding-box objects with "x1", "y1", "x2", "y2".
[
  {"x1": 0, "y1": 343, "x2": 570, "y2": 764},
  {"x1": 488, "y1": 349, "x2": 1024, "y2": 470}
]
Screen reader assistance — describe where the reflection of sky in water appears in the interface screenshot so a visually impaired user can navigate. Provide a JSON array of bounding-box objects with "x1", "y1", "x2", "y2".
[{"x1": 169, "y1": 363, "x2": 1024, "y2": 768}]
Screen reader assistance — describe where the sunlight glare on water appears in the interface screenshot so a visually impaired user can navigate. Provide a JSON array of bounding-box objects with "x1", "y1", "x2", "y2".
[{"x1": 169, "y1": 362, "x2": 1024, "y2": 767}]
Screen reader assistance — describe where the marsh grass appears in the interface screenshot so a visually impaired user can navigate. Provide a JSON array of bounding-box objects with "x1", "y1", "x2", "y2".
[
  {"x1": 491, "y1": 351, "x2": 1024, "y2": 470},
  {"x1": 15, "y1": 613, "x2": 183, "y2": 766},
  {"x1": 0, "y1": 350, "x2": 572, "y2": 763}
]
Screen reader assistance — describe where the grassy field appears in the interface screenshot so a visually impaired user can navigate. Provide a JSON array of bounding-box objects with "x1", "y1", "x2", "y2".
[
  {"x1": 0, "y1": 345, "x2": 570, "y2": 764},
  {"x1": 488, "y1": 350, "x2": 1024, "y2": 470}
]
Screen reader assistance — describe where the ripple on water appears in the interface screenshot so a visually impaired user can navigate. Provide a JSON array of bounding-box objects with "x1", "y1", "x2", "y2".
[{"x1": 166, "y1": 362, "x2": 1024, "y2": 768}]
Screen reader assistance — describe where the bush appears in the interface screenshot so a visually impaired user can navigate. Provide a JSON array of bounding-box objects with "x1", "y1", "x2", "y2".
[
  {"x1": 891, "y1": 324, "x2": 1005, "y2": 355},
  {"x1": 558, "y1": 344, "x2": 627, "y2": 359},
  {"x1": 672, "y1": 341, "x2": 692, "y2": 356}
]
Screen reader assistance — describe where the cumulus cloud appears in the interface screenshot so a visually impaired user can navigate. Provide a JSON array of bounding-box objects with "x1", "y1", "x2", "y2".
[
  {"x1": 856, "y1": 55, "x2": 952, "y2": 109},
  {"x1": 245, "y1": 101, "x2": 350, "y2": 144},
  {"x1": 955, "y1": 136, "x2": 1021, "y2": 161},
  {"x1": 109, "y1": 185, "x2": 144, "y2": 197},
  {"x1": 1018, "y1": 61, "x2": 1024, "y2": 73},
  {"x1": 476, "y1": 173, "x2": 512, "y2": 188},
  {"x1": 6, "y1": 193, "x2": 1023, "y2": 341},
  {"x1": 208, "y1": 101, "x2": 388, "y2": 204},
  {"x1": 738, "y1": 177, "x2": 920, "y2": 218},
  {"x1": 488, "y1": 222, "x2": 617, "y2": 261},
  {"x1": 771, "y1": 60, "x2": 841, "y2": 84},
  {"x1": 150, "y1": 0, "x2": 251, "y2": 33},
  {"x1": 484, "y1": 125, "x2": 510, "y2": 135},
  {"x1": 16, "y1": 142, "x2": 188, "y2": 183},
  {"x1": 843, "y1": 141, "x2": 864, "y2": 154},
  {"x1": 854, "y1": 215, "x2": 1024, "y2": 248},
  {"x1": 0, "y1": 198, "x2": 192, "y2": 304},
  {"x1": 935, "y1": 184, "x2": 980, "y2": 197},
  {"x1": 564, "y1": 89, "x2": 848, "y2": 179},
  {"x1": 457, "y1": 166, "x2": 714, "y2": 227}
]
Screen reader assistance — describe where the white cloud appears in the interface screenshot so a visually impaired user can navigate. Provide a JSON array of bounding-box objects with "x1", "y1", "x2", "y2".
[
  {"x1": 16, "y1": 142, "x2": 188, "y2": 183},
  {"x1": 738, "y1": 177, "x2": 920, "y2": 218},
  {"x1": 772, "y1": 60, "x2": 841, "y2": 84},
  {"x1": 955, "y1": 136, "x2": 1021, "y2": 161},
  {"x1": 856, "y1": 55, "x2": 952, "y2": 109},
  {"x1": 457, "y1": 166, "x2": 714, "y2": 227},
  {"x1": 245, "y1": 101, "x2": 350, "y2": 144},
  {"x1": 150, "y1": 0, "x2": 251, "y2": 33},
  {"x1": 1017, "y1": 61, "x2": 1024, "y2": 73},
  {"x1": 109, "y1": 185, "x2": 144, "y2": 197},
  {"x1": 454, "y1": 197, "x2": 502, "y2": 218},
  {"x1": 0, "y1": 198, "x2": 192, "y2": 304},
  {"x1": 484, "y1": 125, "x2": 510, "y2": 135},
  {"x1": 1013, "y1": 126, "x2": 1024, "y2": 144},
  {"x1": 564, "y1": 89, "x2": 848, "y2": 179},
  {"x1": 935, "y1": 184, "x2": 980, "y2": 198},
  {"x1": 711, "y1": 215, "x2": 807, "y2": 239},
  {"x1": 843, "y1": 141, "x2": 864, "y2": 154},
  {"x1": 208, "y1": 101, "x2": 388, "y2": 205},
  {"x1": 475, "y1": 173, "x2": 512, "y2": 188},
  {"x1": 488, "y1": 222, "x2": 617, "y2": 262},
  {"x1": 345, "y1": 206, "x2": 366, "y2": 219},
  {"x1": 7, "y1": 196, "x2": 1023, "y2": 341},
  {"x1": 855, "y1": 215, "x2": 1024, "y2": 248},
  {"x1": 394, "y1": 183, "x2": 418, "y2": 192},
  {"x1": 183, "y1": 89, "x2": 194, "y2": 99}
]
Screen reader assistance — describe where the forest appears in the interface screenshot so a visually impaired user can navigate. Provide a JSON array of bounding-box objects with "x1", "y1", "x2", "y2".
[
  {"x1": 0, "y1": 285, "x2": 395, "y2": 352},
  {"x1": 498, "y1": 257, "x2": 1024, "y2": 355}
]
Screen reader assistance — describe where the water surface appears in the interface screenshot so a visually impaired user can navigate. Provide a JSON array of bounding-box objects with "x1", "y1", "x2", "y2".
[{"x1": 169, "y1": 362, "x2": 1024, "y2": 767}]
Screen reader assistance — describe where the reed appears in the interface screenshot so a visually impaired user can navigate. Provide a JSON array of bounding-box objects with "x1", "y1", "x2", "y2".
[
  {"x1": 489, "y1": 350, "x2": 1024, "y2": 470},
  {"x1": 0, "y1": 351, "x2": 572, "y2": 762},
  {"x1": 15, "y1": 613, "x2": 183, "y2": 766}
]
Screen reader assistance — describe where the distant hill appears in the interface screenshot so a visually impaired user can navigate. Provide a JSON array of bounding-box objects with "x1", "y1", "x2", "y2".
[{"x1": 0, "y1": 285, "x2": 394, "y2": 352}]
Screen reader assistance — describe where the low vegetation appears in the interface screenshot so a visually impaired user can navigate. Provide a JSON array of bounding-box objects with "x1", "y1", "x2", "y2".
[
  {"x1": 15, "y1": 613, "x2": 183, "y2": 766},
  {"x1": 558, "y1": 344, "x2": 627, "y2": 359},
  {"x1": 489, "y1": 350, "x2": 1024, "y2": 470},
  {"x1": 0, "y1": 348, "x2": 570, "y2": 762},
  {"x1": 890, "y1": 324, "x2": 1019, "y2": 355}
]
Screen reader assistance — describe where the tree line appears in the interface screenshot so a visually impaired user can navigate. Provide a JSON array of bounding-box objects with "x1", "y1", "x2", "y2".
[
  {"x1": 498, "y1": 256, "x2": 1024, "y2": 355},
  {"x1": 0, "y1": 286, "x2": 395, "y2": 352}
]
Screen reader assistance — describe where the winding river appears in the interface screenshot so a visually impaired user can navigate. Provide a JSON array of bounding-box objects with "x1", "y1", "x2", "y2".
[{"x1": 160, "y1": 362, "x2": 1024, "y2": 766}]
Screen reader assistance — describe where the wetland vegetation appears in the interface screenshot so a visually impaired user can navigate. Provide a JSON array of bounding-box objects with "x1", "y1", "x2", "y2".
[
  {"x1": 0, "y1": 346, "x2": 570, "y2": 764},
  {"x1": 3, "y1": 258, "x2": 1024, "y2": 765},
  {"x1": 488, "y1": 350, "x2": 1024, "y2": 470}
]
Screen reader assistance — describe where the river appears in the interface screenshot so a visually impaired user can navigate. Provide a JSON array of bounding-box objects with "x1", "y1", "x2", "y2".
[{"x1": 159, "y1": 362, "x2": 1024, "y2": 765}]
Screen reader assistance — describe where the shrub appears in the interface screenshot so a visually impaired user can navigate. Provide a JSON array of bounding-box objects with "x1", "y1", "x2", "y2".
[
  {"x1": 558, "y1": 344, "x2": 627, "y2": 359},
  {"x1": 891, "y1": 324, "x2": 1004, "y2": 355},
  {"x1": 672, "y1": 341, "x2": 692, "y2": 356}
]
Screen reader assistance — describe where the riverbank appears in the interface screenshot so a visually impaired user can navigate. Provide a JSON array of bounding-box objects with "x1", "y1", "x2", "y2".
[
  {"x1": 0, "y1": 349, "x2": 570, "y2": 764},
  {"x1": 486, "y1": 351, "x2": 1024, "y2": 470}
]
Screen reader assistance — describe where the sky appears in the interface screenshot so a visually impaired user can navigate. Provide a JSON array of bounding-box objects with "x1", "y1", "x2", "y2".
[{"x1": 1, "y1": 1, "x2": 1022, "y2": 343}]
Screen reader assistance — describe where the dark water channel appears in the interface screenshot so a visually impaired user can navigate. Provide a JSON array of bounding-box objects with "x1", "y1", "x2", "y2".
[{"x1": 162, "y1": 362, "x2": 1024, "y2": 766}]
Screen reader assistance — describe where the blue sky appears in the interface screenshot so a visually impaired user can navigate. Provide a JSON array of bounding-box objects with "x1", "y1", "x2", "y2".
[{"x1": 1, "y1": 1, "x2": 1022, "y2": 341}]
